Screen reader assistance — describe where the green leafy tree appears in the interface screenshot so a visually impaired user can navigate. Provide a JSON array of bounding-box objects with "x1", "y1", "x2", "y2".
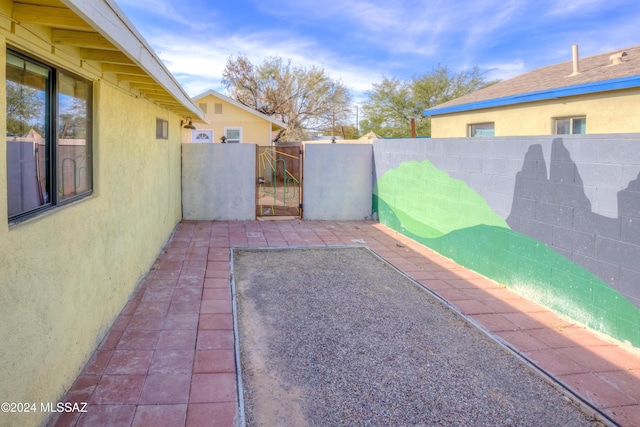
[
  {"x1": 222, "y1": 55, "x2": 353, "y2": 142},
  {"x1": 361, "y1": 66, "x2": 497, "y2": 138},
  {"x1": 6, "y1": 81, "x2": 44, "y2": 135},
  {"x1": 324, "y1": 124, "x2": 359, "y2": 140}
]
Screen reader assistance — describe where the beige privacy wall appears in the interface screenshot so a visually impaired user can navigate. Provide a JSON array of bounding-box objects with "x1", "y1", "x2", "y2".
[
  {"x1": 182, "y1": 143, "x2": 256, "y2": 220},
  {"x1": 302, "y1": 143, "x2": 374, "y2": 220}
]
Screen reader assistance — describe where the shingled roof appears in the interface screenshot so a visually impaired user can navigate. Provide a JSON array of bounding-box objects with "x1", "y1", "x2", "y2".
[{"x1": 425, "y1": 45, "x2": 640, "y2": 116}]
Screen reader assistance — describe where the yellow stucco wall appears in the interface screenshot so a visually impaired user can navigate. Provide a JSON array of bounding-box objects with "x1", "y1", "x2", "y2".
[
  {"x1": 0, "y1": 32, "x2": 183, "y2": 427},
  {"x1": 190, "y1": 94, "x2": 275, "y2": 145},
  {"x1": 430, "y1": 88, "x2": 640, "y2": 137}
]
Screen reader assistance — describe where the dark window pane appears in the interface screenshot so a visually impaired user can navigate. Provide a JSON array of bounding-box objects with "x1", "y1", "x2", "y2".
[
  {"x1": 6, "y1": 52, "x2": 51, "y2": 217},
  {"x1": 572, "y1": 117, "x2": 586, "y2": 134},
  {"x1": 156, "y1": 118, "x2": 168, "y2": 139},
  {"x1": 57, "y1": 71, "x2": 92, "y2": 201},
  {"x1": 555, "y1": 119, "x2": 570, "y2": 134},
  {"x1": 469, "y1": 123, "x2": 494, "y2": 137}
]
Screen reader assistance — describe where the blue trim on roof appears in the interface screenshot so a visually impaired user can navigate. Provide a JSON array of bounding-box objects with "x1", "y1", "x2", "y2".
[{"x1": 424, "y1": 75, "x2": 640, "y2": 116}]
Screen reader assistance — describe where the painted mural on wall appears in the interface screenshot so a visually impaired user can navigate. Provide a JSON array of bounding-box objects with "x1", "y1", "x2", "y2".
[{"x1": 373, "y1": 144, "x2": 640, "y2": 349}]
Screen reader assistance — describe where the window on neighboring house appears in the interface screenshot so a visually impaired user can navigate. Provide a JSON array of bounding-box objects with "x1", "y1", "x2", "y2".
[
  {"x1": 468, "y1": 122, "x2": 495, "y2": 137},
  {"x1": 224, "y1": 127, "x2": 242, "y2": 143},
  {"x1": 214, "y1": 103, "x2": 223, "y2": 114},
  {"x1": 198, "y1": 103, "x2": 207, "y2": 114},
  {"x1": 156, "y1": 118, "x2": 168, "y2": 139},
  {"x1": 554, "y1": 116, "x2": 586, "y2": 135},
  {"x1": 6, "y1": 49, "x2": 93, "y2": 222}
]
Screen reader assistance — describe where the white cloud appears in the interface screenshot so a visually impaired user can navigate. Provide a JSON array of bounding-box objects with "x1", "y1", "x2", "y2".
[
  {"x1": 144, "y1": 26, "x2": 382, "y2": 97},
  {"x1": 482, "y1": 59, "x2": 526, "y2": 81},
  {"x1": 116, "y1": 0, "x2": 640, "y2": 100}
]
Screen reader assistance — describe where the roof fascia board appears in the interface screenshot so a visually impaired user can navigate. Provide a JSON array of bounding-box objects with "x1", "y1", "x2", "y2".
[
  {"x1": 61, "y1": 0, "x2": 207, "y2": 122},
  {"x1": 424, "y1": 75, "x2": 640, "y2": 117},
  {"x1": 193, "y1": 89, "x2": 287, "y2": 128}
]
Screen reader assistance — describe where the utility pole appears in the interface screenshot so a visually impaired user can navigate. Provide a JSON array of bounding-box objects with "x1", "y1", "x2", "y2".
[
  {"x1": 331, "y1": 108, "x2": 335, "y2": 137},
  {"x1": 355, "y1": 104, "x2": 359, "y2": 134}
]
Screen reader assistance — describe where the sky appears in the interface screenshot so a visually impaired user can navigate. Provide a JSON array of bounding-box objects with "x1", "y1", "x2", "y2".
[{"x1": 115, "y1": 0, "x2": 640, "y2": 102}]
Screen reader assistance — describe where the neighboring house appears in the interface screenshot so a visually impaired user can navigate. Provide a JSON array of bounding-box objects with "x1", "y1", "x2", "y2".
[
  {"x1": 0, "y1": 1, "x2": 205, "y2": 425},
  {"x1": 189, "y1": 89, "x2": 286, "y2": 145},
  {"x1": 425, "y1": 45, "x2": 640, "y2": 137}
]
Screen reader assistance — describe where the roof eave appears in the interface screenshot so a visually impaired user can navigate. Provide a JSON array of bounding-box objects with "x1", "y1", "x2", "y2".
[
  {"x1": 62, "y1": 0, "x2": 207, "y2": 122},
  {"x1": 424, "y1": 75, "x2": 640, "y2": 117},
  {"x1": 193, "y1": 89, "x2": 287, "y2": 128}
]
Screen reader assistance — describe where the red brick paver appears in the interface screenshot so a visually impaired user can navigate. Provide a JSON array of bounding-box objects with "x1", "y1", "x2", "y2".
[{"x1": 49, "y1": 220, "x2": 640, "y2": 427}]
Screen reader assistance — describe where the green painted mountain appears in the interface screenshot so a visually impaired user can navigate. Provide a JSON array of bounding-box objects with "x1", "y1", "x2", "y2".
[
  {"x1": 373, "y1": 160, "x2": 509, "y2": 238},
  {"x1": 373, "y1": 160, "x2": 640, "y2": 348}
]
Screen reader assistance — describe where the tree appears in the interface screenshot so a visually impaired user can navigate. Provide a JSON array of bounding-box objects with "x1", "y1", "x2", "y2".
[
  {"x1": 6, "y1": 80, "x2": 44, "y2": 135},
  {"x1": 330, "y1": 124, "x2": 360, "y2": 140},
  {"x1": 222, "y1": 55, "x2": 353, "y2": 142},
  {"x1": 361, "y1": 66, "x2": 497, "y2": 138}
]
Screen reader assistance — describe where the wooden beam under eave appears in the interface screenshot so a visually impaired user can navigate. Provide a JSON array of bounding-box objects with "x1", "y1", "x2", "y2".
[
  {"x1": 117, "y1": 74, "x2": 157, "y2": 84},
  {"x1": 134, "y1": 87, "x2": 170, "y2": 94},
  {"x1": 129, "y1": 83, "x2": 163, "y2": 90},
  {"x1": 101, "y1": 63, "x2": 146, "y2": 75},
  {"x1": 13, "y1": 4, "x2": 92, "y2": 30},
  {"x1": 144, "y1": 93, "x2": 179, "y2": 102},
  {"x1": 151, "y1": 100, "x2": 183, "y2": 108},
  {"x1": 80, "y1": 48, "x2": 133, "y2": 64},
  {"x1": 129, "y1": 84, "x2": 164, "y2": 93},
  {"x1": 52, "y1": 29, "x2": 116, "y2": 50}
]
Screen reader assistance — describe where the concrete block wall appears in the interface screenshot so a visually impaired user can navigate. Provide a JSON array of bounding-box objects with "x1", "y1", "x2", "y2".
[
  {"x1": 373, "y1": 135, "x2": 640, "y2": 347},
  {"x1": 181, "y1": 143, "x2": 373, "y2": 222},
  {"x1": 182, "y1": 143, "x2": 256, "y2": 220},
  {"x1": 303, "y1": 143, "x2": 373, "y2": 220}
]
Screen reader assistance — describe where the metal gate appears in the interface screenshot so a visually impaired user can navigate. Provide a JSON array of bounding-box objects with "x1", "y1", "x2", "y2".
[{"x1": 256, "y1": 145, "x2": 302, "y2": 218}]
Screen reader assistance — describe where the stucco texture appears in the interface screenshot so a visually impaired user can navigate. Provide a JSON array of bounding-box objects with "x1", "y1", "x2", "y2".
[{"x1": 0, "y1": 64, "x2": 183, "y2": 427}]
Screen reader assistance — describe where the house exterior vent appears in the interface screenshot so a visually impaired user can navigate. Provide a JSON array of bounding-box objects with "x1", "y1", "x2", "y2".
[
  {"x1": 609, "y1": 51, "x2": 628, "y2": 66},
  {"x1": 570, "y1": 44, "x2": 580, "y2": 76},
  {"x1": 566, "y1": 44, "x2": 581, "y2": 77}
]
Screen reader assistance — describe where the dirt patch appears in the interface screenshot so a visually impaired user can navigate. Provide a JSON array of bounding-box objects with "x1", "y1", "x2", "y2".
[{"x1": 233, "y1": 247, "x2": 599, "y2": 426}]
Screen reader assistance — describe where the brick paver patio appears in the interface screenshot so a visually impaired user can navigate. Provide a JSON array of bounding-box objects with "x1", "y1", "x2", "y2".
[{"x1": 49, "y1": 220, "x2": 640, "y2": 426}]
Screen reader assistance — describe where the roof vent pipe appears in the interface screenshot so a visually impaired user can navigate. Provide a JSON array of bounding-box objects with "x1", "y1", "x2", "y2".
[
  {"x1": 609, "y1": 51, "x2": 628, "y2": 66},
  {"x1": 570, "y1": 44, "x2": 580, "y2": 76}
]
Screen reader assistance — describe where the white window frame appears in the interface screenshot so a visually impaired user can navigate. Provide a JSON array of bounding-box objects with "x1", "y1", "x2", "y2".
[
  {"x1": 191, "y1": 129, "x2": 213, "y2": 143},
  {"x1": 224, "y1": 127, "x2": 242, "y2": 143},
  {"x1": 553, "y1": 116, "x2": 586, "y2": 135},
  {"x1": 468, "y1": 122, "x2": 495, "y2": 137}
]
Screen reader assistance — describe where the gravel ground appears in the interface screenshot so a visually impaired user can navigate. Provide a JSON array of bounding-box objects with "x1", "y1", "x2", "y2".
[{"x1": 233, "y1": 247, "x2": 600, "y2": 427}]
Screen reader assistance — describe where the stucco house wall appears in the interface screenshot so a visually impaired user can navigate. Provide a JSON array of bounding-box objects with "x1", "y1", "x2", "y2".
[
  {"x1": 427, "y1": 45, "x2": 640, "y2": 138},
  {"x1": 0, "y1": 2, "x2": 194, "y2": 425},
  {"x1": 431, "y1": 89, "x2": 640, "y2": 137}
]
